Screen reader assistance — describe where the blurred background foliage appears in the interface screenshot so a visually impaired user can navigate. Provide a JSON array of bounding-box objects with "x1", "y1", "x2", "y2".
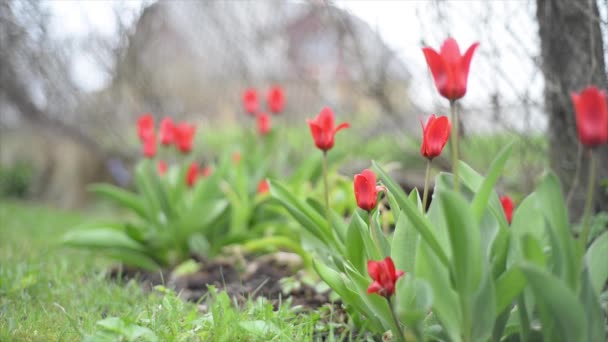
[{"x1": 0, "y1": 0, "x2": 606, "y2": 220}]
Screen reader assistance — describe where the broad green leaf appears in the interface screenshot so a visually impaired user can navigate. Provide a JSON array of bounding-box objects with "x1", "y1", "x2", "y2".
[
  {"x1": 372, "y1": 210, "x2": 390, "y2": 257},
  {"x1": 374, "y1": 161, "x2": 449, "y2": 267},
  {"x1": 470, "y1": 143, "x2": 514, "y2": 224},
  {"x1": 345, "y1": 212, "x2": 367, "y2": 273},
  {"x1": 535, "y1": 172, "x2": 578, "y2": 289},
  {"x1": 521, "y1": 234, "x2": 546, "y2": 267},
  {"x1": 438, "y1": 190, "x2": 482, "y2": 295},
  {"x1": 471, "y1": 268, "x2": 496, "y2": 342},
  {"x1": 579, "y1": 268, "x2": 606, "y2": 342},
  {"x1": 306, "y1": 197, "x2": 347, "y2": 243},
  {"x1": 494, "y1": 266, "x2": 526, "y2": 314},
  {"x1": 520, "y1": 264, "x2": 587, "y2": 342},
  {"x1": 62, "y1": 228, "x2": 147, "y2": 252},
  {"x1": 391, "y1": 210, "x2": 417, "y2": 274},
  {"x1": 395, "y1": 275, "x2": 433, "y2": 327},
  {"x1": 585, "y1": 231, "x2": 608, "y2": 295},
  {"x1": 89, "y1": 184, "x2": 148, "y2": 220},
  {"x1": 103, "y1": 248, "x2": 161, "y2": 271}
]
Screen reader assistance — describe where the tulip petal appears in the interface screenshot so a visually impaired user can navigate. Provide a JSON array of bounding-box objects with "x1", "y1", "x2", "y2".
[
  {"x1": 461, "y1": 42, "x2": 480, "y2": 84},
  {"x1": 367, "y1": 260, "x2": 380, "y2": 280},
  {"x1": 334, "y1": 122, "x2": 350, "y2": 133},
  {"x1": 367, "y1": 281, "x2": 383, "y2": 294},
  {"x1": 422, "y1": 47, "x2": 448, "y2": 95},
  {"x1": 440, "y1": 38, "x2": 462, "y2": 64},
  {"x1": 318, "y1": 107, "x2": 335, "y2": 131}
]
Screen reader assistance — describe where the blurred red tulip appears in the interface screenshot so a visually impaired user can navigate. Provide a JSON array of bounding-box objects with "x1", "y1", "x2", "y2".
[
  {"x1": 200, "y1": 166, "x2": 213, "y2": 178},
  {"x1": 420, "y1": 114, "x2": 451, "y2": 160},
  {"x1": 160, "y1": 117, "x2": 175, "y2": 146},
  {"x1": 267, "y1": 86, "x2": 285, "y2": 114},
  {"x1": 232, "y1": 152, "x2": 241, "y2": 164},
  {"x1": 367, "y1": 257, "x2": 404, "y2": 298},
  {"x1": 157, "y1": 160, "x2": 168, "y2": 175},
  {"x1": 257, "y1": 179, "x2": 270, "y2": 194},
  {"x1": 173, "y1": 123, "x2": 196, "y2": 153},
  {"x1": 142, "y1": 134, "x2": 156, "y2": 158},
  {"x1": 571, "y1": 86, "x2": 608, "y2": 148},
  {"x1": 422, "y1": 38, "x2": 479, "y2": 101},
  {"x1": 243, "y1": 88, "x2": 258, "y2": 115},
  {"x1": 354, "y1": 169, "x2": 383, "y2": 212},
  {"x1": 257, "y1": 112, "x2": 271, "y2": 135},
  {"x1": 307, "y1": 107, "x2": 349, "y2": 151},
  {"x1": 186, "y1": 162, "x2": 199, "y2": 187},
  {"x1": 500, "y1": 195, "x2": 514, "y2": 224},
  {"x1": 137, "y1": 113, "x2": 155, "y2": 141}
]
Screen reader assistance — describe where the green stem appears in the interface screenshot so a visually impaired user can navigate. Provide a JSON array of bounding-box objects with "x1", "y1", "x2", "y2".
[
  {"x1": 580, "y1": 150, "x2": 596, "y2": 249},
  {"x1": 422, "y1": 159, "x2": 432, "y2": 212},
  {"x1": 387, "y1": 297, "x2": 407, "y2": 342},
  {"x1": 517, "y1": 296, "x2": 530, "y2": 342},
  {"x1": 449, "y1": 100, "x2": 460, "y2": 192},
  {"x1": 368, "y1": 211, "x2": 382, "y2": 258},
  {"x1": 322, "y1": 151, "x2": 331, "y2": 230}
]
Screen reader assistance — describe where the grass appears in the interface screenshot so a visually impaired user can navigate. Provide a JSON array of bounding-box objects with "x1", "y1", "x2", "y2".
[{"x1": 0, "y1": 201, "x2": 356, "y2": 341}]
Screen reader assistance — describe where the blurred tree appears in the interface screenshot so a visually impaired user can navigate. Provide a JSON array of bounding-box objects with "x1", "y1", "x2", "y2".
[{"x1": 537, "y1": 0, "x2": 608, "y2": 219}]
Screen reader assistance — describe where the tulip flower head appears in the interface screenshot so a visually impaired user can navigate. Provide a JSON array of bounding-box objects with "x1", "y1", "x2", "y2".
[
  {"x1": 257, "y1": 112, "x2": 271, "y2": 136},
  {"x1": 354, "y1": 169, "x2": 385, "y2": 212},
  {"x1": 257, "y1": 179, "x2": 270, "y2": 194},
  {"x1": 232, "y1": 152, "x2": 241, "y2": 164},
  {"x1": 160, "y1": 117, "x2": 175, "y2": 146},
  {"x1": 420, "y1": 114, "x2": 451, "y2": 160},
  {"x1": 142, "y1": 134, "x2": 156, "y2": 158},
  {"x1": 243, "y1": 88, "x2": 259, "y2": 115},
  {"x1": 267, "y1": 86, "x2": 285, "y2": 114},
  {"x1": 367, "y1": 257, "x2": 404, "y2": 298},
  {"x1": 173, "y1": 123, "x2": 196, "y2": 153},
  {"x1": 137, "y1": 113, "x2": 155, "y2": 141},
  {"x1": 422, "y1": 38, "x2": 479, "y2": 101},
  {"x1": 157, "y1": 160, "x2": 168, "y2": 175},
  {"x1": 500, "y1": 195, "x2": 514, "y2": 224},
  {"x1": 307, "y1": 107, "x2": 350, "y2": 152},
  {"x1": 186, "y1": 162, "x2": 199, "y2": 187},
  {"x1": 200, "y1": 166, "x2": 213, "y2": 178},
  {"x1": 571, "y1": 86, "x2": 608, "y2": 148}
]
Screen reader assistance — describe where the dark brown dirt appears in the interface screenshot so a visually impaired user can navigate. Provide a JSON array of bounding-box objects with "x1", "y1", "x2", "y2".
[{"x1": 108, "y1": 253, "x2": 339, "y2": 312}]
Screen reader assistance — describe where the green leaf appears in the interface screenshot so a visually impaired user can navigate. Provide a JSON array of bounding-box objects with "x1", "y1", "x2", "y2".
[
  {"x1": 585, "y1": 231, "x2": 608, "y2": 295},
  {"x1": 535, "y1": 172, "x2": 578, "y2": 289},
  {"x1": 438, "y1": 190, "x2": 481, "y2": 295},
  {"x1": 391, "y1": 210, "x2": 417, "y2": 275},
  {"x1": 494, "y1": 266, "x2": 526, "y2": 314},
  {"x1": 471, "y1": 268, "x2": 496, "y2": 342},
  {"x1": 62, "y1": 228, "x2": 147, "y2": 252},
  {"x1": 345, "y1": 212, "x2": 367, "y2": 273},
  {"x1": 470, "y1": 142, "x2": 513, "y2": 224},
  {"x1": 520, "y1": 263, "x2": 587, "y2": 342},
  {"x1": 89, "y1": 184, "x2": 148, "y2": 220},
  {"x1": 579, "y1": 268, "x2": 606, "y2": 342},
  {"x1": 373, "y1": 161, "x2": 449, "y2": 267},
  {"x1": 395, "y1": 276, "x2": 433, "y2": 327},
  {"x1": 521, "y1": 234, "x2": 547, "y2": 267}
]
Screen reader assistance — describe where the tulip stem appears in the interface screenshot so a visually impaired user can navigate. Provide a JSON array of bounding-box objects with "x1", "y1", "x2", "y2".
[
  {"x1": 422, "y1": 160, "x2": 432, "y2": 213},
  {"x1": 449, "y1": 100, "x2": 460, "y2": 192},
  {"x1": 322, "y1": 151, "x2": 331, "y2": 230},
  {"x1": 580, "y1": 150, "x2": 596, "y2": 249},
  {"x1": 386, "y1": 297, "x2": 407, "y2": 342},
  {"x1": 368, "y1": 212, "x2": 382, "y2": 258}
]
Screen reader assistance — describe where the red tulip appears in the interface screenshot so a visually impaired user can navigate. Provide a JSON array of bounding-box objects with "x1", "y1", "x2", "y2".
[
  {"x1": 257, "y1": 179, "x2": 270, "y2": 194},
  {"x1": 257, "y1": 112, "x2": 271, "y2": 135},
  {"x1": 200, "y1": 166, "x2": 213, "y2": 178},
  {"x1": 307, "y1": 107, "x2": 350, "y2": 151},
  {"x1": 267, "y1": 86, "x2": 285, "y2": 114},
  {"x1": 157, "y1": 160, "x2": 168, "y2": 175},
  {"x1": 173, "y1": 123, "x2": 196, "y2": 153},
  {"x1": 142, "y1": 134, "x2": 156, "y2": 158},
  {"x1": 137, "y1": 113, "x2": 155, "y2": 141},
  {"x1": 243, "y1": 88, "x2": 258, "y2": 115},
  {"x1": 422, "y1": 38, "x2": 479, "y2": 101},
  {"x1": 500, "y1": 195, "x2": 514, "y2": 224},
  {"x1": 571, "y1": 86, "x2": 608, "y2": 148},
  {"x1": 367, "y1": 257, "x2": 405, "y2": 298},
  {"x1": 186, "y1": 162, "x2": 199, "y2": 187},
  {"x1": 420, "y1": 114, "x2": 451, "y2": 160},
  {"x1": 354, "y1": 169, "x2": 384, "y2": 212},
  {"x1": 160, "y1": 117, "x2": 175, "y2": 146},
  {"x1": 232, "y1": 152, "x2": 241, "y2": 164}
]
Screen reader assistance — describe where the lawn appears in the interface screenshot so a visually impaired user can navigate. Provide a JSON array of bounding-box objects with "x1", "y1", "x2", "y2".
[{"x1": 0, "y1": 201, "x2": 352, "y2": 341}]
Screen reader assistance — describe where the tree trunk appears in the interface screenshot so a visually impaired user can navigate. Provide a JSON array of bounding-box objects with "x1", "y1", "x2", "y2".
[{"x1": 537, "y1": 0, "x2": 608, "y2": 220}]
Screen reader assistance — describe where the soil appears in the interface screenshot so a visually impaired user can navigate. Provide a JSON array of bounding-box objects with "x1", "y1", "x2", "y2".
[{"x1": 109, "y1": 252, "x2": 340, "y2": 312}]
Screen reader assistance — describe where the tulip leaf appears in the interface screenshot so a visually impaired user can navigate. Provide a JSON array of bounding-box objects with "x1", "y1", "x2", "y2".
[
  {"x1": 470, "y1": 142, "x2": 513, "y2": 224},
  {"x1": 494, "y1": 265, "x2": 526, "y2": 314},
  {"x1": 579, "y1": 268, "x2": 607, "y2": 342},
  {"x1": 585, "y1": 231, "x2": 608, "y2": 295},
  {"x1": 345, "y1": 211, "x2": 367, "y2": 273},
  {"x1": 535, "y1": 172, "x2": 578, "y2": 289},
  {"x1": 89, "y1": 184, "x2": 149, "y2": 220},
  {"x1": 373, "y1": 161, "x2": 449, "y2": 267},
  {"x1": 520, "y1": 263, "x2": 587, "y2": 342},
  {"x1": 391, "y1": 210, "x2": 416, "y2": 275}
]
